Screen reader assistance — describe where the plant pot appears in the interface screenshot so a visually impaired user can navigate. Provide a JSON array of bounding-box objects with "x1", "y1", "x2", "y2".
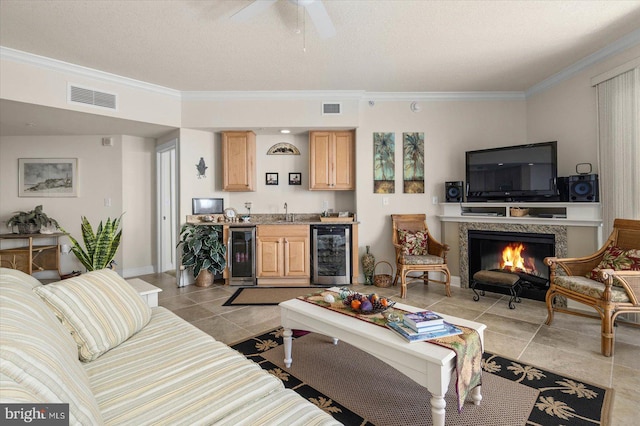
[
  {"x1": 195, "y1": 269, "x2": 214, "y2": 287},
  {"x1": 16, "y1": 223, "x2": 40, "y2": 234}
]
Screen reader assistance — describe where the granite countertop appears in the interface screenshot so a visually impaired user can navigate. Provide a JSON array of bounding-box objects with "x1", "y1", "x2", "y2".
[{"x1": 187, "y1": 213, "x2": 357, "y2": 226}]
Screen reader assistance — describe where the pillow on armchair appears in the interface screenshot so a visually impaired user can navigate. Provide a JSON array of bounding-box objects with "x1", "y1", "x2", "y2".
[
  {"x1": 398, "y1": 229, "x2": 428, "y2": 255},
  {"x1": 588, "y1": 245, "x2": 640, "y2": 287}
]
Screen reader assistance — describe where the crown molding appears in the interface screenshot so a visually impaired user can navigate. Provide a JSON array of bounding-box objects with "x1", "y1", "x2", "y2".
[
  {"x1": 364, "y1": 92, "x2": 525, "y2": 101},
  {"x1": 525, "y1": 28, "x2": 640, "y2": 98},
  {"x1": 181, "y1": 90, "x2": 366, "y2": 101},
  {"x1": 0, "y1": 46, "x2": 181, "y2": 98}
]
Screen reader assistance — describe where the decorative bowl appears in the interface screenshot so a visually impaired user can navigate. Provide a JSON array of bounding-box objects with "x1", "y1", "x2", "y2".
[{"x1": 341, "y1": 290, "x2": 395, "y2": 315}]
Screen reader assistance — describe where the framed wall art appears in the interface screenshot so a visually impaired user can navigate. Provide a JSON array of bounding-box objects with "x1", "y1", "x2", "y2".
[
  {"x1": 289, "y1": 172, "x2": 301, "y2": 185},
  {"x1": 403, "y1": 132, "x2": 425, "y2": 193},
  {"x1": 266, "y1": 172, "x2": 279, "y2": 185},
  {"x1": 18, "y1": 158, "x2": 78, "y2": 197},
  {"x1": 373, "y1": 132, "x2": 395, "y2": 193}
]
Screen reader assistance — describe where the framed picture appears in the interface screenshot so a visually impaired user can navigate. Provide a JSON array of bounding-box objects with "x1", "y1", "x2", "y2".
[
  {"x1": 18, "y1": 158, "x2": 78, "y2": 197},
  {"x1": 289, "y1": 172, "x2": 302, "y2": 185},
  {"x1": 266, "y1": 172, "x2": 279, "y2": 185}
]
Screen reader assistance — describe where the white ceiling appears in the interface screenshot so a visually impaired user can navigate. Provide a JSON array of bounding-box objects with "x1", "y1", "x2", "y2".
[{"x1": 1, "y1": 0, "x2": 640, "y2": 136}]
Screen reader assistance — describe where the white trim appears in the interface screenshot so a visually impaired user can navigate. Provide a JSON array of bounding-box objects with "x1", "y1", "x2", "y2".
[
  {"x1": 181, "y1": 90, "x2": 366, "y2": 100},
  {"x1": 365, "y1": 92, "x2": 525, "y2": 101},
  {"x1": 0, "y1": 46, "x2": 181, "y2": 98},
  {"x1": 122, "y1": 265, "x2": 156, "y2": 279},
  {"x1": 526, "y1": 28, "x2": 640, "y2": 97},
  {"x1": 591, "y1": 57, "x2": 640, "y2": 86}
]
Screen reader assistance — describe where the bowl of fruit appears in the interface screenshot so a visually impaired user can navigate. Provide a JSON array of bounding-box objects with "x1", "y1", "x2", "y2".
[{"x1": 342, "y1": 291, "x2": 395, "y2": 315}]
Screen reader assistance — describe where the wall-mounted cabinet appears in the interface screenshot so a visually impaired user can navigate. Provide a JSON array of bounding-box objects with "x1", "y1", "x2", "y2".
[
  {"x1": 222, "y1": 131, "x2": 256, "y2": 191},
  {"x1": 309, "y1": 130, "x2": 355, "y2": 190}
]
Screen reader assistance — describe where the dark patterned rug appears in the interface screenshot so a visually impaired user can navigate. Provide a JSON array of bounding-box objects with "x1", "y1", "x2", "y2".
[{"x1": 232, "y1": 328, "x2": 613, "y2": 426}]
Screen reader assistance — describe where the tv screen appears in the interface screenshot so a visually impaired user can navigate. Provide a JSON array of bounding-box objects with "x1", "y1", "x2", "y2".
[
  {"x1": 192, "y1": 198, "x2": 224, "y2": 215},
  {"x1": 466, "y1": 141, "x2": 557, "y2": 202}
]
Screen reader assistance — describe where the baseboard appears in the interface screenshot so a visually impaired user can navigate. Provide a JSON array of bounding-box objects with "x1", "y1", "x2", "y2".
[{"x1": 122, "y1": 265, "x2": 155, "y2": 278}]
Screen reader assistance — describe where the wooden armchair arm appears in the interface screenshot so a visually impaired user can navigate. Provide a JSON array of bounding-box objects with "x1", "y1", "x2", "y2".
[
  {"x1": 599, "y1": 269, "x2": 640, "y2": 305},
  {"x1": 544, "y1": 253, "x2": 604, "y2": 277}
]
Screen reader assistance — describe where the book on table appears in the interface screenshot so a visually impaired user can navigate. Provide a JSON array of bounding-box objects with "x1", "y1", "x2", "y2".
[
  {"x1": 403, "y1": 310, "x2": 444, "y2": 329},
  {"x1": 387, "y1": 321, "x2": 462, "y2": 342},
  {"x1": 404, "y1": 320, "x2": 446, "y2": 333}
]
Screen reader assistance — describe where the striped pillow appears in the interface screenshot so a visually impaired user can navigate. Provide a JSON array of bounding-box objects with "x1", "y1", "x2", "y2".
[
  {"x1": 34, "y1": 269, "x2": 151, "y2": 362},
  {"x1": 0, "y1": 271, "x2": 104, "y2": 424}
]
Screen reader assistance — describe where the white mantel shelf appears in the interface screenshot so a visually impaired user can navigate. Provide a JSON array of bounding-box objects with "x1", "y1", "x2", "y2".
[{"x1": 439, "y1": 202, "x2": 602, "y2": 227}]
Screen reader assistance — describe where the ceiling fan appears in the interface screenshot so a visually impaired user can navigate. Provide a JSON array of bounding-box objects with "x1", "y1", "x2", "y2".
[{"x1": 231, "y1": 0, "x2": 336, "y2": 39}]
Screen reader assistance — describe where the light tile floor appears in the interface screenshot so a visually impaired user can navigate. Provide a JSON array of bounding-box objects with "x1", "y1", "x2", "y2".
[{"x1": 136, "y1": 273, "x2": 639, "y2": 425}]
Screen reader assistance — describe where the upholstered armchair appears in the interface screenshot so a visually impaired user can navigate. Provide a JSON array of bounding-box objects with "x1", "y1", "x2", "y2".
[
  {"x1": 391, "y1": 214, "x2": 451, "y2": 299},
  {"x1": 544, "y1": 218, "x2": 640, "y2": 356}
]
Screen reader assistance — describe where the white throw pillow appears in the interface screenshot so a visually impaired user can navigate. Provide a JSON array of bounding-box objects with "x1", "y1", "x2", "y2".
[{"x1": 34, "y1": 269, "x2": 151, "y2": 362}]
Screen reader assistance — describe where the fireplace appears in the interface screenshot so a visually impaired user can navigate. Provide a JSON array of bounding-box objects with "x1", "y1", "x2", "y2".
[{"x1": 468, "y1": 230, "x2": 555, "y2": 301}]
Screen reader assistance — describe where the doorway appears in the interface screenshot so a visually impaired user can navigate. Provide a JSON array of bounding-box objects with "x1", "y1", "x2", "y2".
[{"x1": 156, "y1": 139, "x2": 179, "y2": 280}]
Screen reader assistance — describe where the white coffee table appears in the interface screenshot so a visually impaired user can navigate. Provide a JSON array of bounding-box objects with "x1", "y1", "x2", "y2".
[
  {"x1": 127, "y1": 278, "x2": 162, "y2": 307},
  {"x1": 280, "y1": 292, "x2": 486, "y2": 426}
]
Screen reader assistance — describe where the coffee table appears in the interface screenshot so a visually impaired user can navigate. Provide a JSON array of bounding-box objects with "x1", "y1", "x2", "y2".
[{"x1": 280, "y1": 291, "x2": 486, "y2": 426}]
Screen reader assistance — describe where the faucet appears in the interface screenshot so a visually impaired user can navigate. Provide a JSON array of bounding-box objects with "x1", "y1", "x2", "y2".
[{"x1": 284, "y1": 202, "x2": 294, "y2": 222}]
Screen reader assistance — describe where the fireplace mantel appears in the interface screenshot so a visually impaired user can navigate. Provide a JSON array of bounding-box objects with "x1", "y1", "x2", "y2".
[{"x1": 439, "y1": 202, "x2": 602, "y2": 228}]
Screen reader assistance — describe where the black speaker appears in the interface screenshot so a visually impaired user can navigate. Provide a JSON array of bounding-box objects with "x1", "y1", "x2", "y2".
[
  {"x1": 445, "y1": 181, "x2": 464, "y2": 202},
  {"x1": 557, "y1": 177, "x2": 570, "y2": 202},
  {"x1": 569, "y1": 174, "x2": 599, "y2": 202}
]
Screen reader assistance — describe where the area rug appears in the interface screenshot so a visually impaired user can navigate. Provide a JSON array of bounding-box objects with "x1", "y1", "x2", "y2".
[
  {"x1": 231, "y1": 329, "x2": 613, "y2": 426},
  {"x1": 223, "y1": 287, "x2": 330, "y2": 306}
]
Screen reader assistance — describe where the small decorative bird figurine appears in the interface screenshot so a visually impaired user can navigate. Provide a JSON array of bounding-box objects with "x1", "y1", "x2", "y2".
[{"x1": 196, "y1": 157, "x2": 207, "y2": 178}]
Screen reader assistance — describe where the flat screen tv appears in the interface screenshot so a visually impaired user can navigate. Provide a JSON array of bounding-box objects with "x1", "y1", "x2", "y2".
[{"x1": 465, "y1": 141, "x2": 558, "y2": 202}]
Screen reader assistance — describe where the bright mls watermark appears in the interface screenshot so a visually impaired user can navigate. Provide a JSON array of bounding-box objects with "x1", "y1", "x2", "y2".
[{"x1": 1, "y1": 404, "x2": 68, "y2": 425}]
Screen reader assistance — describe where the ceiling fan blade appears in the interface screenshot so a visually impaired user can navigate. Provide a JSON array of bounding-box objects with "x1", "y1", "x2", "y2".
[
  {"x1": 231, "y1": 0, "x2": 278, "y2": 22},
  {"x1": 304, "y1": 0, "x2": 336, "y2": 39}
]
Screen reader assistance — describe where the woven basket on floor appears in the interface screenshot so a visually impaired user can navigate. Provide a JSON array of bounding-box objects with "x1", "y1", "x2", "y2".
[{"x1": 373, "y1": 261, "x2": 394, "y2": 288}]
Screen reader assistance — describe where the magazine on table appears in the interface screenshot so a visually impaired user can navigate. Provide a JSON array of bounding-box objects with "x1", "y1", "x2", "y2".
[
  {"x1": 403, "y1": 310, "x2": 444, "y2": 329},
  {"x1": 387, "y1": 321, "x2": 462, "y2": 342}
]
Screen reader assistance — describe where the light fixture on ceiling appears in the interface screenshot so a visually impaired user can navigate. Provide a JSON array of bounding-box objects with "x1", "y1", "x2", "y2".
[
  {"x1": 368, "y1": 101, "x2": 375, "y2": 107},
  {"x1": 410, "y1": 102, "x2": 422, "y2": 113},
  {"x1": 280, "y1": 129, "x2": 291, "y2": 134}
]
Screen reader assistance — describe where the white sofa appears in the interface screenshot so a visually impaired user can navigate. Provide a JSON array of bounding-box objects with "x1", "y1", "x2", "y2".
[{"x1": 0, "y1": 268, "x2": 339, "y2": 426}]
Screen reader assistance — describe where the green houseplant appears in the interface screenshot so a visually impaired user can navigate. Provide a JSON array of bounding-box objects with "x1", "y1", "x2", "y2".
[
  {"x1": 6, "y1": 205, "x2": 59, "y2": 234},
  {"x1": 179, "y1": 224, "x2": 226, "y2": 287},
  {"x1": 62, "y1": 215, "x2": 122, "y2": 271}
]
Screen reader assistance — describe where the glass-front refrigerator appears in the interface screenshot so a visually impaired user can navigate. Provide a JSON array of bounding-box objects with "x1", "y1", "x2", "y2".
[
  {"x1": 311, "y1": 225, "x2": 351, "y2": 285},
  {"x1": 228, "y1": 227, "x2": 256, "y2": 286}
]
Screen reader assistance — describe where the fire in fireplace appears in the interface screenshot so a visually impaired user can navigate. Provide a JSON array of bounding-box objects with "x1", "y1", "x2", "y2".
[{"x1": 468, "y1": 230, "x2": 555, "y2": 301}]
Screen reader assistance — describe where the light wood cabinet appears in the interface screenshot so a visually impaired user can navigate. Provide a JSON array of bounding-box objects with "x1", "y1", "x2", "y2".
[
  {"x1": 222, "y1": 131, "x2": 256, "y2": 191},
  {"x1": 257, "y1": 225, "x2": 309, "y2": 285},
  {"x1": 309, "y1": 130, "x2": 355, "y2": 190},
  {"x1": 0, "y1": 233, "x2": 61, "y2": 276}
]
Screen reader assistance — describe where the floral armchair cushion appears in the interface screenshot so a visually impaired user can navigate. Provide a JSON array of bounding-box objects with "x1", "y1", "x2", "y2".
[
  {"x1": 398, "y1": 229, "x2": 428, "y2": 256},
  {"x1": 588, "y1": 245, "x2": 640, "y2": 287}
]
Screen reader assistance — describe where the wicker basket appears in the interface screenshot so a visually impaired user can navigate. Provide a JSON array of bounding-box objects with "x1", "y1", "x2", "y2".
[
  {"x1": 373, "y1": 261, "x2": 394, "y2": 288},
  {"x1": 510, "y1": 207, "x2": 530, "y2": 217}
]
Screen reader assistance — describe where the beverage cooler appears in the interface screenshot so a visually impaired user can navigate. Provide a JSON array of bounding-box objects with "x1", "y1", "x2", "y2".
[
  {"x1": 228, "y1": 227, "x2": 256, "y2": 286},
  {"x1": 311, "y1": 225, "x2": 351, "y2": 285}
]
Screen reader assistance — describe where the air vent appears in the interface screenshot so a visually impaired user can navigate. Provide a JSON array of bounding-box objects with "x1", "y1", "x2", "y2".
[
  {"x1": 322, "y1": 102, "x2": 342, "y2": 115},
  {"x1": 68, "y1": 85, "x2": 117, "y2": 110}
]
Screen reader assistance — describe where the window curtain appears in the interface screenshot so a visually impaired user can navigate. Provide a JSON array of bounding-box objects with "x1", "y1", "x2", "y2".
[{"x1": 596, "y1": 67, "x2": 640, "y2": 238}]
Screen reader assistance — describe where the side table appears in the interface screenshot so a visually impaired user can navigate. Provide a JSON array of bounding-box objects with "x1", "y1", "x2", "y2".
[
  {"x1": 0, "y1": 233, "x2": 62, "y2": 277},
  {"x1": 127, "y1": 278, "x2": 162, "y2": 308}
]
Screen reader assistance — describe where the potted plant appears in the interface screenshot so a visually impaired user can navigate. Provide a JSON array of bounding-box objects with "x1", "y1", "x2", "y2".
[
  {"x1": 61, "y1": 215, "x2": 122, "y2": 271},
  {"x1": 179, "y1": 224, "x2": 226, "y2": 287},
  {"x1": 6, "y1": 205, "x2": 59, "y2": 234}
]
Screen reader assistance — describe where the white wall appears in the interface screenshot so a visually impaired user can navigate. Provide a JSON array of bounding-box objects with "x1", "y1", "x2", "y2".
[
  {"x1": 355, "y1": 99, "x2": 528, "y2": 270},
  {"x1": 0, "y1": 135, "x2": 124, "y2": 276},
  {"x1": 526, "y1": 44, "x2": 640, "y2": 177},
  {"x1": 122, "y1": 135, "x2": 156, "y2": 275}
]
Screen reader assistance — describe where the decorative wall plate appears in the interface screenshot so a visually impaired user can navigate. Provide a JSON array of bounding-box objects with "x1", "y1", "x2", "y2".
[
  {"x1": 267, "y1": 143, "x2": 300, "y2": 155},
  {"x1": 224, "y1": 208, "x2": 238, "y2": 219}
]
